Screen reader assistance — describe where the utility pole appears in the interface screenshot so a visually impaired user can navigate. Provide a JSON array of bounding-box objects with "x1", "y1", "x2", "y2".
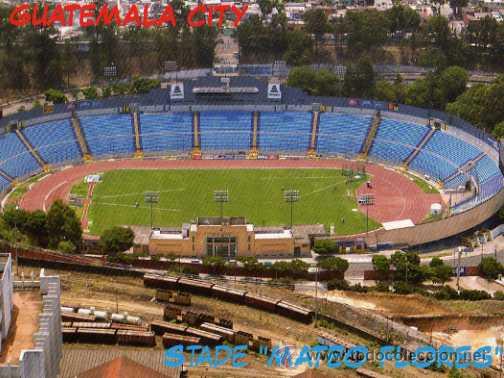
[
  {"x1": 456, "y1": 248, "x2": 462, "y2": 294},
  {"x1": 314, "y1": 265, "x2": 319, "y2": 328}
]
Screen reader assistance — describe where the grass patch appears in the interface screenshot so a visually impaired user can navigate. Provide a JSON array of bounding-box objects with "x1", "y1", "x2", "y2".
[
  {"x1": 406, "y1": 173, "x2": 439, "y2": 194},
  {"x1": 83, "y1": 169, "x2": 381, "y2": 235},
  {"x1": 71, "y1": 181, "x2": 89, "y2": 198}
]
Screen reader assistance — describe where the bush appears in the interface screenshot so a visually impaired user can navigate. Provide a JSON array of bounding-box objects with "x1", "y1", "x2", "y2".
[
  {"x1": 82, "y1": 87, "x2": 98, "y2": 100},
  {"x1": 433, "y1": 285, "x2": 459, "y2": 300},
  {"x1": 494, "y1": 291, "x2": 504, "y2": 300},
  {"x1": 131, "y1": 77, "x2": 160, "y2": 94},
  {"x1": 57, "y1": 240, "x2": 76, "y2": 253},
  {"x1": 313, "y1": 239, "x2": 340, "y2": 255},
  {"x1": 327, "y1": 279, "x2": 350, "y2": 291},
  {"x1": 459, "y1": 289, "x2": 491, "y2": 301},
  {"x1": 392, "y1": 281, "x2": 417, "y2": 294},
  {"x1": 45, "y1": 88, "x2": 67, "y2": 104}
]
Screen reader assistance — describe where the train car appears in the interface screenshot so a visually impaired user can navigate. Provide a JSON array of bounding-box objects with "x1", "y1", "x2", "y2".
[
  {"x1": 116, "y1": 330, "x2": 156, "y2": 347},
  {"x1": 162, "y1": 333, "x2": 200, "y2": 348},
  {"x1": 177, "y1": 278, "x2": 214, "y2": 296},
  {"x1": 170, "y1": 292, "x2": 191, "y2": 306},
  {"x1": 62, "y1": 327, "x2": 78, "y2": 343},
  {"x1": 244, "y1": 293, "x2": 280, "y2": 312},
  {"x1": 181, "y1": 311, "x2": 201, "y2": 326},
  {"x1": 211, "y1": 285, "x2": 247, "y2": 303},
  {"x1": 185, "y1": 327, "x2": 223, "y2": 345},
  {"x1": 62, "y1": 312, "x2": 96, "y2": 322},
  {"x1": 150, "y1": 320, "x2": 188, "y2": 336},
  {"x1": 76, "y1": 328, "x2": 117, "y2": 344},
  {"x1": 144, "y1": 274, "x2": 180, "y2": 290},
  {"x1": 72, "y1": 322, "x2": 111, "y2": 329},
  {"x1": 155, "y1": 289, "x2": 173, "y2": 302},
  {"x1": 217, "y1": 318, "x2": 233, "y2": 329},
  {"x1": 234, "y1": 331, "x2": 253, "y2": 346},
  {"x1": 164, "y1": 304, "x2": 183, "y2": 321},
  {"x1": 199, "y1": 323, "x2": 236, "y2": 343},
  {"x1": 275, "y1": 301, "x2": 314, "y2": 324},
  {"x1": 110, "y1": 323, "x2": 149, "y2": 332},
  {"x1": 61, "y1": 321, "x2": 73, "y2": 328}
]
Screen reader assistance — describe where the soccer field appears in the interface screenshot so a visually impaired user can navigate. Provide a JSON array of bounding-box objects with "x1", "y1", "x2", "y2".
[{"x1": 83, "y1": 169, "x2": 380, "y2": 235}]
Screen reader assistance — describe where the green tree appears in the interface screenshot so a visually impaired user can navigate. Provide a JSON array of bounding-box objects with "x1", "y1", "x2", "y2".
[
  {"x1": 372, "y1": 255, "x2": 390, "y2": 279},
  {"x1": 429, "y1": 257, "x2": 452, "y2": 284},
  {"x1": 283, "y1": 30, "x2": 314, "y2": 66},
  {"x1": 303, "y1": 9, "x2": 329, "y2": 59},
  {"x1": 25, "y1": 210, "x2": 48, "y2": 247},
  {"x1": 479, "y1": 256, "x2": 503, "y2": 279},
  {"x1": 82, "y1": 87, "x2": 98, "y2": 100},
  {"x1": 344, "y1": 10, "x2": 389, "y2": 56},
  {"x1": 318, "y1": 256, "x2": 349, "y2": 275},
  {"x1": 192, "y1": 26, "x2": 217, "y2": 68},
  {"x1": 45, "y1": 89, "x2": 67, "y2": 104},
  {"x1": 100, "y1": 226, "x2": 135, "y2": 255},
  {"x1": 493, "y1": 121, "x2": 504, "y2": 139},
  {"x1": 438, "y1": 66, "x2": 468, "y2": 105},
  {"x1": 343, "y1": 57, "x2": 375, "y2": 98},
  {"x1": 46, "y1": 200, "x2": 82, "y2": 250}
]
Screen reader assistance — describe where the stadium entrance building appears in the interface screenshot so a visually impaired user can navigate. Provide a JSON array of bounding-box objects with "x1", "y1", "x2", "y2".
[{"x1": 148, "y1": 217, "x2": 312, "y2": 258}]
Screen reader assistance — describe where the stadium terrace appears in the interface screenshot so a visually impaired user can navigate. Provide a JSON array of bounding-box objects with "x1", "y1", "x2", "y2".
[{"x1": 8, "y1": 3, "x2": 249, "y2": 28}]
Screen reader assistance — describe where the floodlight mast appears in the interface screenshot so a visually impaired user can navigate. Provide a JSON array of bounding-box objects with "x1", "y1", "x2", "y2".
[
  {"x1": 144, "y1": 191, "x2": 160, "y2": 229},
  {"x1": 214, "y1": 190, "x2": 229, "y2": 224},
  {"x1": 283, "y1": 189, "x2": 300, "y2": 230}
]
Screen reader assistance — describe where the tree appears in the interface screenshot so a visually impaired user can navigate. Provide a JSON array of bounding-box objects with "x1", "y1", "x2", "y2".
[
  {"x1": 372, "y1": 255, "x2": 390, "y2": 280},
  {"x1": 446, "y1": 84, "x2": 490, "y2": 130},
  {"x1": 303, "y1": 9, "x2": 328, "y2": 59},
  {"x1": 493, "y1": 121, "x2": 504, "y2": 139},
  {"x1": 343, "y1": 57, "x2": 375, "y2": 98},
  {"x1": 344, "y1": 10, "x2": 389, "y2": 57},
  {"x1": 45, "y1": 89, "x2": 67, "y2": 104},
  {"x1": 429, "y1": 257, "x2": 452, "y2": 284},
  {"x1": 479, "y1": 256, "x2": 503, "y2": 279},
  {"x1": 318, "y1": 256, "x2": 349, "y2": 275},
  {"x1": 46, "y1": 200, "x2": 82, "y2": 250},
  {"x1": 192, "y1": 26, "x2": 217, "y2": 68},
  {"x1": 24, "y1": 210, "x2": 48, "y2": 247},
  {"x1": 61, "y1": 40, "x2": 78, "y2": 88},
  {"x1": 287, "y1": 67, "x2": 340, "y2": 96},
  {"x1": 385, "y1": 5, "x2": 420, "y2": 34},
  {"x1": 100, "y1": 227, "x2": 135, "y2": 255},
  {"x1": 283, "y1": 30, "x2": 314, "y2": 66},
  {"x1": 82, "y1": 87, "x2": 98, "y2": 100},
  {"x1": 438, "y1": 66, "x2": 468, "y2": 105},
  {"x1": 390, "y1": 251, "x2": 426, "y2": 283}
]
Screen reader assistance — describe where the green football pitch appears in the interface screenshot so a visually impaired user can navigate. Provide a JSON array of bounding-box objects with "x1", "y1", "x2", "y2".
[{"x1": 80, "y1": 169, "x2": 381, "y2": 235}]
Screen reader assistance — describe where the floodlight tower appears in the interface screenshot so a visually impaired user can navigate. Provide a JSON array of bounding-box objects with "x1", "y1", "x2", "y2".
[
  {"x1": 144, "y1": 191, "x2": 160, "y2": 229},
  {"x1": 214, "y1": 190, "x2": 229, "y2": 224},
  {"x1": 284, "y1": 189, "x2": 300, "y2": 230}
]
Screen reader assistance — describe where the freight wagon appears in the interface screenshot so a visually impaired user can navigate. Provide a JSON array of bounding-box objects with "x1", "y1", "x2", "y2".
[
  {"x1": 199, "y1": 322, "x2": 235, "y2": 343},
  {"x1": 76, "y1": 328, "x2": 117, "y2": 344},
  {"x1": 162, "y1": 333, "x2": 201, "y2": 348},
  {"x1": 116, "y1": 330, "x2": 156, "y2": 347},
  {"x1": 150, "y1": 320, "x2": 188, "y2": 336}
]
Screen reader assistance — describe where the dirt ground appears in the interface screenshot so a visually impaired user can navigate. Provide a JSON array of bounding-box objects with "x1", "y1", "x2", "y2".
[
  {"x1": 0, "y1": 291, "x2": 41, "y2": 364},
  {"x1": 15, "y1": 266, "x2": 453, "y2": 377}
]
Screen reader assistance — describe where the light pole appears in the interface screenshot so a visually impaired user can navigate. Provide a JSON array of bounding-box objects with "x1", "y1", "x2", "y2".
[
  {"x1": 283, "y1": 189, "x2": 300, "y2": 229},
  {"x1": 144, "y1": 191, "x2": 160, "y2": 229},
  {"x1": 360, "y1": 194, "x2": 374, "y2": 236},
  {"x1": 214, "y1": 190, "x2": 229, "y2": 224}
]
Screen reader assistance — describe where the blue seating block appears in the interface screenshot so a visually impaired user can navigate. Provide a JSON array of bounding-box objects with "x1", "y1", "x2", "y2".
[
  {"x1": 24, "y1": 119, "x2": 81, "y2": 164},
  {"x1": 140, "y1": 113, "x2": 193, "y2": 153}
]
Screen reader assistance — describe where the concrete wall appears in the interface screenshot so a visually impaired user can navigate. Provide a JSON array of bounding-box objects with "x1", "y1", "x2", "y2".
[
  {"x1": 0, "y1": 254, "x2": 13, "y2": 342},
  {"x1": 370, "y1": 189, "x2": 504, "y2": 247}
]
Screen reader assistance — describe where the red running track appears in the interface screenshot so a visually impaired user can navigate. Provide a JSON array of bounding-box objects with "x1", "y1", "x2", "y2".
[{"x1": 19, "y1": 159, "x2": 442, "y2": 225}]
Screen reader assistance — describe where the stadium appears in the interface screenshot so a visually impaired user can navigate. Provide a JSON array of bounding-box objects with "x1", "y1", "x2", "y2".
[{"x1": 1, "y1": 76, "x2": 503, "y2": 257}]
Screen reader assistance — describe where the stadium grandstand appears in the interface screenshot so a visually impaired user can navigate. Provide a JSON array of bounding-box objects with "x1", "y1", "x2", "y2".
[{"x1": 0, "y1": 76, "x2": 503, "y2": 248}]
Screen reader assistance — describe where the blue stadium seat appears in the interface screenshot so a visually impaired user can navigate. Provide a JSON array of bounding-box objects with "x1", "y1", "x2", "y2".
[
  {"x1": 200, "y1": 111, "x2": 252, "y2": 152},
  {"x1": 259, "y1": 112, "x2": 312, "y2": 153},
  {"x1": 369, "y1": 119, "x2": 429, "y2": 164},
  {"x1": 23, "y1": 119, "x2": 82, "y2": 165},
  {"x1": 410, "y1": 131, "x2": 481, "y2": 181},
  {"x1": 80, "y1": 114, "x2": 135, "y2": 157},
  {"x1": 317, "y1": 113, "x2": 372, "y2": 156},
  {"x1": 0, "y1": 133, "x2": 40, "y2": 178},
  {"x1": 140, "y1": 113, "x2": 193, "y2": 153},
  {"x1": 0, "y1": 175, "x2": 10, "y2": 193}
]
